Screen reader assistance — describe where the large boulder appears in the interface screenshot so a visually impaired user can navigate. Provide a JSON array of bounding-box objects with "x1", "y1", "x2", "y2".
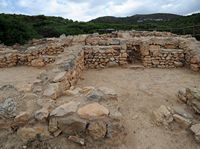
[
  {"x1": 57, "y1": 115, "x2": 87, "y2": 135},
  {"x1": 49, "y1": 101, "x2": 86, "y2": 136},
  {"x1": 77, "y1": 102, "x2": 109, "y2": 118}
]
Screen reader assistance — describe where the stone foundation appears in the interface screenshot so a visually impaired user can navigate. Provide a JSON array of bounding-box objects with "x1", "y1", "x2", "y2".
[
  {"x1": 0, "y1": 31, "x2": 200, "y2": 146},
  {"x1": 0, "y1": 31, "x2": 200, "y2": 72}
]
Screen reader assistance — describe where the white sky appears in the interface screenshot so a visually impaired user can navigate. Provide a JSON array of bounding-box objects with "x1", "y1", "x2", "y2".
[{"x1": 0, "y1": 0, "x2": 200, "y2": 21}]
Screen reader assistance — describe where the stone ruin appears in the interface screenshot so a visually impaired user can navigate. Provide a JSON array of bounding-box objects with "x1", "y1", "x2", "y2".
[{"x1": 0, "y1": 31, "x2": 200, "y2": 147}]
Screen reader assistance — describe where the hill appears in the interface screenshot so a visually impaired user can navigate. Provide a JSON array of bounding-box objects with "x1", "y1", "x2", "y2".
[
  {"x1": 0, "y1": 13, "x2": 200, "y2": 46},
  {"x1": 90, "y1": 13, "x2": 182, "y2": 24}
]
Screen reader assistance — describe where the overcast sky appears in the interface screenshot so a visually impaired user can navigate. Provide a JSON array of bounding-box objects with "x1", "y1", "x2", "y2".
[{"x1": 0, "y1": 0, "x2": 200, "y2": 21}]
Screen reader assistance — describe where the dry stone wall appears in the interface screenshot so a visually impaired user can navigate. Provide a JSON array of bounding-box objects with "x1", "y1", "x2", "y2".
[
  {"x1": 126, "y1": 40, "x2": 185, "y2": 68},
  {"x1": 0, "y1": 31, "x2": 200, "y2": 71},
  {"x1": 84, "y1": 45, "x2": 127, "y2": 69},
  {"x1": 0, "y1": 31, "x2": 200, "y2": 146}
]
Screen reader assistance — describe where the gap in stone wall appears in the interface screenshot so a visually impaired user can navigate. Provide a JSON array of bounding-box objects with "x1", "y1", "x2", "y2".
[{"x1": 127, "y1": 45, "x2": 142, "y2": 64}]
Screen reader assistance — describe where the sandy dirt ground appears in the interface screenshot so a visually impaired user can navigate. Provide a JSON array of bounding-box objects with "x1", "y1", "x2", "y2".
[
  {"x1": 76, "y1": 66, "x2": 200, "y2": 149},
  {"x1": 0, "y1": 66, "x2": 200, "y2": 149},
  {"x1": 0, "y1": 66, "x2": 44, "y2": 87}
]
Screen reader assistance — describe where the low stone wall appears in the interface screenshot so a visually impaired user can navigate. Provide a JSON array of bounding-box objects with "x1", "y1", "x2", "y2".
[
  {"x1": 84, "y1": 45, "x2": 127, "y2": 69},
  {"x1": 143, "y1": 45, "x2": 184, "y2": 68},
  {"x1": 0, "y1": 37, "x2": 74, "y2": 68},
  {"x1": 185, "y1": 50, "x2": 200, "y2": 71},
  {"x1": 0, "y1": 31, "x2": 200, "y2": 147},
  {"x1": 0, "y1": 31, "x2": 200, "y2": 71},
  {"x1": 42, "y1": 46, "x2": 85, "y2": 100}
]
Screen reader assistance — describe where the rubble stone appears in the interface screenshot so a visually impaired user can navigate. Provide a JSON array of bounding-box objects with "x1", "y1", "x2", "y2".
[
  {"x1": 190, "y1": 124, "x2": 200, "y2": 143},
  {"x1": 17, "y1": 124, "x2": 52, "y2": 142},
  {"x1": 50, "y1": 101, "x2": 80, "y2": 117},
  {"x1": 88, "y1": 121, "x2": 107, "y2": 140},
  {"x1": 153, "y1": 105, "x2": 173, "y2": 126},
  {"x1": 77, "y1": 102, "x2": 109, "y2": 118}
]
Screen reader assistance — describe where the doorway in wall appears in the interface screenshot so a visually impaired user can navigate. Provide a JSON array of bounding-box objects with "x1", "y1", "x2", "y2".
[{"x1": 127, "y1": 45, "x2": 142, "y2": 64}]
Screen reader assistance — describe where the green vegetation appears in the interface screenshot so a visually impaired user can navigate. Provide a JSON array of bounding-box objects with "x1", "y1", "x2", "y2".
[{"x1": 0, "y1": 13, "x2": 200, "y2": 46}]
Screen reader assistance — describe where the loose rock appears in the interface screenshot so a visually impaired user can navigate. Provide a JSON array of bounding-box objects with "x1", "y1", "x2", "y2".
[
  {"x1": 86, "y1": 89, "x2": 105, "y2": 102},
  {"x1": 50, "y1": 101, "x2": 80, "y2": 117},
  {"x1": 190, "y1": 124, "x2": 200, "y2": 143},
  {"x1": 88, "y1": 121, "x2": 107, "y2": 140},
  {"x1": 14, "y1": 112, "x2": 30, "y2": 125},
  {"x1": 68, "y1": 136, "x2": 85, "y2": 145},
  {"x1": 35, "y1": 108, "x2": 49, "y2": 121},
  {"x1": 0, "y1": 98, "x2": 16, "y2": 118},
  {"x1": 173, "y1": 114, "x2": 192, "y2": 128},
  {"x1": 77, "y1": 102, "x2": 109, "y2": 118},
  {"x1": 153, "y1": 105, "x2": 173, "y2": 126},
  {"x1": 17, "y1": 124, "x2": 52, "y2": 142}
]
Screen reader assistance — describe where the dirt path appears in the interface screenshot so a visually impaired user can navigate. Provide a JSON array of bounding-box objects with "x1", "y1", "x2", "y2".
[
  {"x1": 77, "y1": 67, "x2": 200, "y2": 149},
  {"x1": 0, "y1": 66, "x2": 44, "y2": 87}
]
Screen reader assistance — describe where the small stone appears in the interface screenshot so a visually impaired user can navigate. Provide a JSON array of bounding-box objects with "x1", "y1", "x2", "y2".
[
  {"x1": 79, "y1": 86, "x2": 95, "y2": 95},
  {"x1": 110, "y1": 57, "x2": 115, "y2": 61},
  {"x1": 0, "y1": 98, "x2": 16, "y2": 118},
  {"x1": 107, "y1": 61, "x2": 118, "y2": 67},
  {"x1": 77, "y1": 102, "x2": 109, "y2": 118},
  {"x1": 86, "y1": 89, "x2": 105, "y2": 102},
  {"x1": 53, "y1": 129, "x2": 62, "y2": 137},
  {"x1": 88, "y1": 121, "x2": 107, "y2": 140},
  {"x1": 173, "y1": 114, "x2": 192, "y2": 128},
  {"x1": 98, "y1": 87, "x2": 117, "y2": 100},
  {"x1": 14, "y1": 112, "x2": 30, "y2": 125},
  {"x1": 53, "y1": 72, "x2": 66, "y2": 83},
  {"x1": 190, "y1": 55, "x2": 200, "y2": 64},
  {"x1": 173, "y1": 105, "x2": 193, "y2": 119},
  {"x1": 68, "y1": 136, "x2": 85, "y2": 145},
  {"x1": 185, "y1": 88, "x2": 200, "y2": 114},
  {"x1": 35, "y1": 108, "x2": 49, "y2": 121},
  {"x1": 174, "y1": 61, "x2": 183, "y2": 67},
  {"x1": 16, "y1": 83, "x2": 33, "y2": 92},
  {"x1": 60, "y1": 34, "x2": 66, "y2": 39},
  {"x1": 186, "y1": 88, "x2": 200, "y2": 101},
  {"x1": 190, "y1": 124, "x2": 200, "y2": 143},
  {"x1": 106, "y1": 122, "x2": 126, "y2": 145},
  {"x1": 177, "y1": 89, "x2": 187, "y2": 103},
  {"x1": 50, "y1": 101, "x2": 80, "y2": 117},
  {"x1": 190, "y1": 64, "x2": 199, "y2": 72},
  {"x1": 64, "y1": 88, "x2": 81, "y2": 96},
  {"x1": 17, "y1": 124, "x2": 52, "y2": 142},
  {"x1": 43, "y1": 83, "x2": 62, "y2": 100},
  {"x1": 31, "y1": 59, "x2": 45, "y2": 67},
  {"x1": 109, "y1": 110, "x2": 122, "y2": 121},
  {"x1": 57, "y1": 115, "x2": 87, "y2": 135},
  {"x1": 36, "y1": 98, "x2": 55, "y2": 108},
  {"x1": 152, "y1": 105, "x2": 173, "y2": 126},
  {"x1": 48, "y1": 117, "x2": 58, "y2": 133}
]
